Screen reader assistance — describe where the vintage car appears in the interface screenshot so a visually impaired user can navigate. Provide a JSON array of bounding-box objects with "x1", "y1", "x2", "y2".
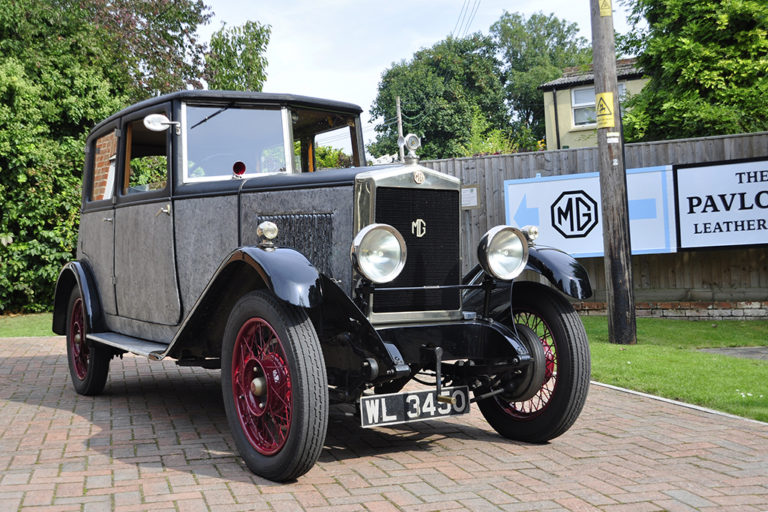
[{"x1": 53, "y1": 91, "x2": 592, "y2": 482}]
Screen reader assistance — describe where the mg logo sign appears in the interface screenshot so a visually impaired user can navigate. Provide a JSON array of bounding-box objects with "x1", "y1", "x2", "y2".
[
  {"x1": 551, "y1": 190, "x2": 599, "y2": 238},
  {"x1": 411, "y1": 218, "x2": 426, "y2": 238}
]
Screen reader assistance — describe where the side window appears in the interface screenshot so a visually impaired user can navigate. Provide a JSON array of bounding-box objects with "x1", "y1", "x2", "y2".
[
  {"x1": 292, "y1": 108, "x2": 359, "y2": 172},
  {"x1": 90, "y1": 131, "x2": 117, "y2": 201},
  {"x1": 123, "y1": 115, "x2": 168, "y2": 195}
]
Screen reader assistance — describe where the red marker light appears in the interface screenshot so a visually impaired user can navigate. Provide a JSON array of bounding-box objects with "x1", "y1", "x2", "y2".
[{"x1": 233, "y1": 161, "x2": 246, "y2": 176}]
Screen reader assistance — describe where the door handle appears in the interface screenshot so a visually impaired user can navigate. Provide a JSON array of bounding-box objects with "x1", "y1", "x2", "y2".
[
  {"x1": 156, "y1": 204, "x2": 171, "y2": 216},
  {"x1": 103, "y1": 217, "x2": 113, "y2": 223}
]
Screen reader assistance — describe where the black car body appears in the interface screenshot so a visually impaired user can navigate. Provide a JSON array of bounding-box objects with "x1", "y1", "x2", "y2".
[{"x1": 53, "y1": 91, "x2": 592, "y2": 481}]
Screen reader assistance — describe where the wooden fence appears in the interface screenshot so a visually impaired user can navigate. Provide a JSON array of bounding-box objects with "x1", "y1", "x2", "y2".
[{"x1": 422, "y1": 131, "x2": 768, "y2": 303}]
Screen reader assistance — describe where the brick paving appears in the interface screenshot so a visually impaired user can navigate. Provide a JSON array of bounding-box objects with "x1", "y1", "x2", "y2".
[{"x1": 1, "y1": 336, "x2": 767, "y2": 512}]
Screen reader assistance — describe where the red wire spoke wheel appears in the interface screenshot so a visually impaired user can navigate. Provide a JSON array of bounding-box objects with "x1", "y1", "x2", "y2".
[
  {"x1": 69, "y1": 296, "x2": 89, "y2": 380},
  {"x1": 476, "y1": 281, "x2": 590, "y2": 443},
  {"x1": 231, "y1": 318, "x2": 293, "y2": 455},
  {"x1": 65, "y1": 287, "x2": 111, "y2": 396},
  {"x1": 222, "y1": 290, "x2": 328, "y2": 482},
  {"x1": 500, "y1": 310, "x2": 558, "y2": 418}
]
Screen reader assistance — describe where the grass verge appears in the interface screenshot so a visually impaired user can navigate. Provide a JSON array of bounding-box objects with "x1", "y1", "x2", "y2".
[
  {"x1": 582, "y1": 316, "x2": 768, "y2": 422},
  {"x1": 0, "y1": 313, "x2": 54, "y2": 337}
]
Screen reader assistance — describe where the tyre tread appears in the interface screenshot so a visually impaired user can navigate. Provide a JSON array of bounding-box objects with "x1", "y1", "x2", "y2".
[
  {"x1": 222, "y1": 290, "x2": 328, "y2": 482},
  {"x1": 478, "y1": 281, "x2": 590, "y2": 443}
]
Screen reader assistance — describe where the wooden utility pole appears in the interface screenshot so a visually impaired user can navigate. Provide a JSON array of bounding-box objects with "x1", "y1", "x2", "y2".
[{"x1": 590, "y1": 0, "x2": 637, "y2": 344}]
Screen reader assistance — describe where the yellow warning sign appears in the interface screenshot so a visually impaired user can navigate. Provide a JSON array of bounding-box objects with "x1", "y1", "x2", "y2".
[
  {"x1": 595, "y1": 92, "x2": 615, "y2": 128},
  {"x1": 600, "y1": 0, "x2": 612, "y2": 16}
]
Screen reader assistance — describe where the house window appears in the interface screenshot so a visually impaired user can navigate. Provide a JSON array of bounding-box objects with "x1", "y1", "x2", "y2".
[{"x1": 572, "y1": 83, "x2": 627, "y2": 127}]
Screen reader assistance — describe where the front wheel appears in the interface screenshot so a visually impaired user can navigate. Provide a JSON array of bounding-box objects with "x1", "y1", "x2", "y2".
[
  {"x1": 477, "y1": 281, "x2": 590, "y2": 442},
  {"x1": 221, "y1": 290, "x2": 328, "y2": 482}
]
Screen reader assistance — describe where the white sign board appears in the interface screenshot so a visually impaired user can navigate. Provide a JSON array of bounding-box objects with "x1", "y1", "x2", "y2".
[
  {"x1": 504, "y1": 166, "x2": 676, "y2": 258},
  {"x1": 675, "y1": 158, "x2": 768, "y2": 249},
  {"x1": 461, "y1": 185, "x2": 479, "y2": 209}
]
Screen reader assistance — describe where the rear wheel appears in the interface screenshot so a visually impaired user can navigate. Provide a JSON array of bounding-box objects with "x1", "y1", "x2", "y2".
[
  {"x1": 66, "y1": 287, "x2": 111, "y2": 395},
  {"x1": 477, "y1": 281, "x2": 590, "y2": 442},
  {"x1": 221, "y1": 290, "x2": 328, "y2": 481}
]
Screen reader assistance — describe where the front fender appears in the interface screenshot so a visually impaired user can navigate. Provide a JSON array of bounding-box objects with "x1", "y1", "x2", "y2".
[
  {"x1": 462, "y1": 246, "x2": 592, "y2": 303},
  {"x1": 526, "y1": 245, "x2": 592, "y2": 299},
  {"x1": 163, "y1": 246, "x2": 321, "y2": 360},
  {"x1": 316, "y1": 274, "x2": 410, "y2": 396},
  {"x1": 231, "y1": 246, "x2": 322, "y2": 308},
  {"x1": 52, "y1": 261, "x2": 105, "y2": 335}
]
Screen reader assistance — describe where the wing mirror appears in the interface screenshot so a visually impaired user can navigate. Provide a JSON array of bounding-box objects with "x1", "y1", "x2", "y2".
[{"x1": 143, "y1": 113, "x2": 181, "y2": 135}]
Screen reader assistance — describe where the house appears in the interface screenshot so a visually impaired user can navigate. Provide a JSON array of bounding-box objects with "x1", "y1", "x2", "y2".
[{"x1": 539, "y1": 58, "x2": 647, "y2": 151}]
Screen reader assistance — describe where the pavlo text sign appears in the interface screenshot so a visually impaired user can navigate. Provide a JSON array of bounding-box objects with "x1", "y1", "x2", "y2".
[{"x1": 674, "y1": 158, "x2": 768, "y2": 249}]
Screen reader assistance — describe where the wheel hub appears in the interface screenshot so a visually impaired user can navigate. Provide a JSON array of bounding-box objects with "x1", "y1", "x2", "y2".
[
  {"x1": 250, "y1": 376, "x2": 267, "y2": 396},
  {"x1": 503, "y1": 324, "x2": 546, "y2": 402}
]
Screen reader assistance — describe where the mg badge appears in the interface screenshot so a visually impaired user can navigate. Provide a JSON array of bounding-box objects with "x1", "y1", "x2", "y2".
[
  {"x1": 411, "y1": 218, "x2": 426, "y2": 238},
  {"x1": 413, "y1": 170, "x2": 425, "y2": 184}
]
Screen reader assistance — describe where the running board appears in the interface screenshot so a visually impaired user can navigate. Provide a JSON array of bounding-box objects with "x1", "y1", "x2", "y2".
[{"x1": 87, "y1": 332, "x2": 169, "y2": 360}]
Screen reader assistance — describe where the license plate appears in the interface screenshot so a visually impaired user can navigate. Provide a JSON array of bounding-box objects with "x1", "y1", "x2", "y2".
[{"x1": 360, "y1": 386, "x2": 470, "y2": 428}]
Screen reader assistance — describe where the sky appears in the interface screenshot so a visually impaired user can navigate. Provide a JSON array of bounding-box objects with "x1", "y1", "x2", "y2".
[{"x1": 197, "y1": 0, "x2": 634, "y2": 148}]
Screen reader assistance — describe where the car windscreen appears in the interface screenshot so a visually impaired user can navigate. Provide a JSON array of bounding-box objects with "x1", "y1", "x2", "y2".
[{"x1": 183, "y1": 105, "x2": 286, "y2": 182}]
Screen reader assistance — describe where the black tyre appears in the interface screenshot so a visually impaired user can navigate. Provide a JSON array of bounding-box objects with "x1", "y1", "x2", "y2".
[
  {"x1": 221, "y1": 290, "x2": 328, "y2": 481},
  {"x1": 65, "y1": 287, "x2": 111, "y2": 396},
  {"x1": 477, "y1": 281, "x2": 590, "y2": 442}
]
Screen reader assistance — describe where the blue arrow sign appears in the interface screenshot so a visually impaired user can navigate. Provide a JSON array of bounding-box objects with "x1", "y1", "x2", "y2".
[{"x1": 514, "y1": 194, "x2": 540, "y2": 226}]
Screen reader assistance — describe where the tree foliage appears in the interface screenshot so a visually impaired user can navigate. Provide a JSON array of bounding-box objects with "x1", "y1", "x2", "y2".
[
  {"x1": 490, "y1": 12, "x2": 591, "y2": 140},
  {"x1": 368, "y1": 35, "x2": 508, "y2": 160},
  {"x1": 458, "y1": 107, "x2": 515, "y2": 156},
  {"x1": 620, "y1": 0, "x2": 768, "y2": 141},
  {"x1": 206, "y1": 21, "x2": 271, "y2": 91},
  {"x1": 0, "y1": 0, "x2": 211, "y2": 311},
  {"x1": 82, "y1": 0, "x2": 212, "y2": 101},
  {"x1": 369, "y1": 13, "x2": 591, "y2": 158},
  {"x1": 315, "y1": 146, "x2": 351, "y2": 169}
]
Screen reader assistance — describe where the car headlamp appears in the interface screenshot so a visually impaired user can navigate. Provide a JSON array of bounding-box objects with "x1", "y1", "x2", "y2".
[
  {"x1": 477, "y1": 226, "x2": 529, "y2": 281},
  {"x1": 350, "y1": 224, "x2": 407, "y2": 284}
]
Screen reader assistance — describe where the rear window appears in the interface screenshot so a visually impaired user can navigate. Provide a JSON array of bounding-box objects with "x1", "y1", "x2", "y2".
[{"x1": 90, "y1": 130, "x2": 118, "y2": 201}]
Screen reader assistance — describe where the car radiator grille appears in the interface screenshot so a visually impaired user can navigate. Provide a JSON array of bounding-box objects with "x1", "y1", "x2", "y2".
[{"x1": 372, "y1": 187, "x2": 460, "y2": 313}]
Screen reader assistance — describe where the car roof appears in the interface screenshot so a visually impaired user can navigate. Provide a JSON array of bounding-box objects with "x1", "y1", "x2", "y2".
[{"x1": 90, "y1": 90, "x2": 364, "y2": 134}]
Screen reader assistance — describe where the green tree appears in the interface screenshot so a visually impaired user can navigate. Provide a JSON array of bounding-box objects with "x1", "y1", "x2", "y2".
[
  {"x1": 315, "y1": 146, "x2": 351, "y2": 169},
  {"x1": 458, "y1": 107, "x2": 515, "y2": 156},
  {"x1": 620, "y1": 0, "x2": 768, "y2": 141},
  {"x1": 491, "y1": 11, "x2": 592, "y2": 141},
  {"x1": 369, "y1": 35, "x2": 508, "y2": 160},
  {"x1": 206, "y1": 20, "x2": 271, "y2": 91},
  {"x1": 83, "y1": 0, "x2": 212, "y2": 101},
  {"x1": 0, "y1": 0, "x2": 211, "y2": 311}
]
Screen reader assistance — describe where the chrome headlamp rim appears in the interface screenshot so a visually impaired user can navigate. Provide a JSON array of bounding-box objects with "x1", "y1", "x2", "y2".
[
  {"x1": 350, "y1": 223, "x2": 407, "y2": 284},
  {"x1": 477, "y1": 225, "x2": 529, "y2": 281}
]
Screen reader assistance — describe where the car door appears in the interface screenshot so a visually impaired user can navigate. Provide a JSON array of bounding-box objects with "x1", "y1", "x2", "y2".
[
  {"x1": 113, "y1": 105, "x2": 182, "y2": 326},
  {"x1": 78, "y1": 124, "x2": 119, "y2": 315}
]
